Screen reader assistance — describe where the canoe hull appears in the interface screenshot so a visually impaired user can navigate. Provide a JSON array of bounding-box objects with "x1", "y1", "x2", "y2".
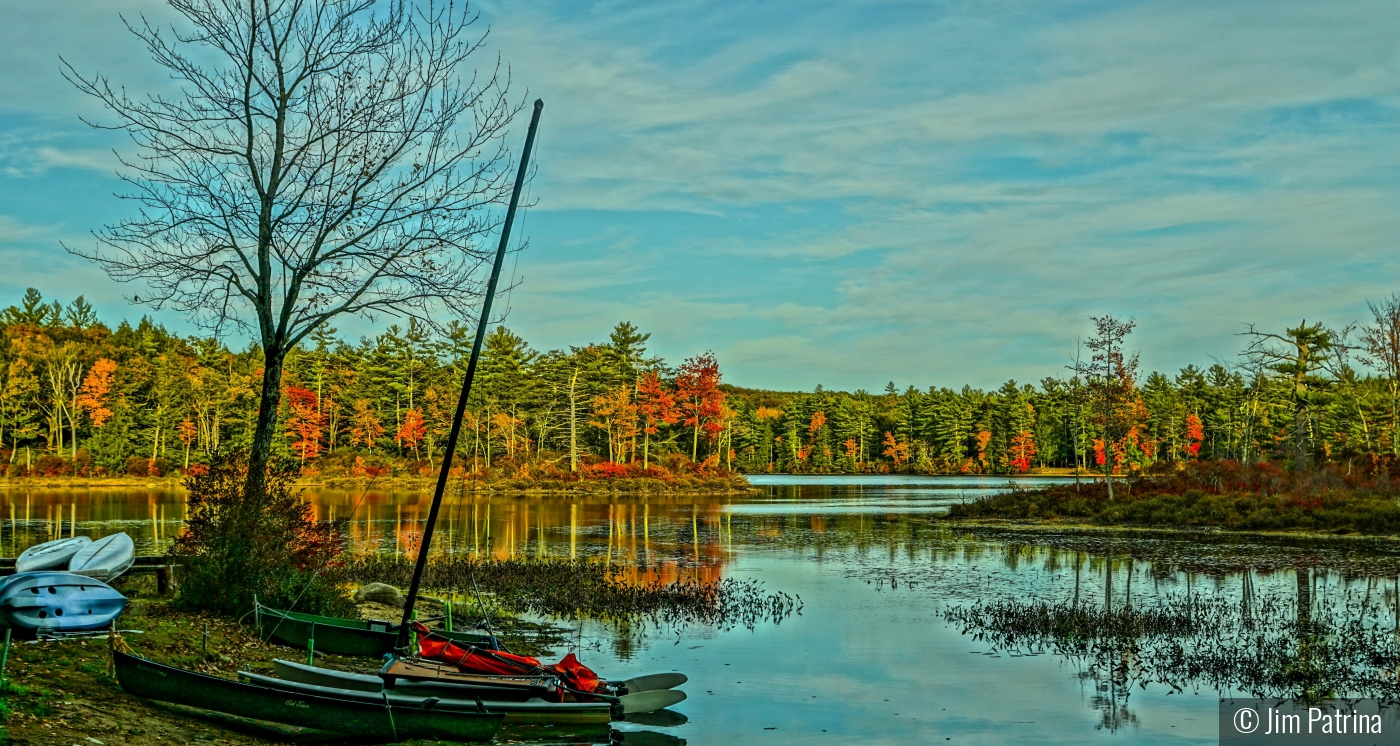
[
  {"x1": 243, "y1": 669, "x2": 616, "y2": 731},
  {"x1": 257, "y1": 606, "x2": 496, "y2": 658},
  {"x1": 114, "y1": 651, "x2": 504, "y2": 742}
]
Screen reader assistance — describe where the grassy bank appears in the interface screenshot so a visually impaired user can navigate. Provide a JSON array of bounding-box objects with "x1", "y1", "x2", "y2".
[{"x1": 943, "y1": 461, "x2": 1400, "y2": 536}]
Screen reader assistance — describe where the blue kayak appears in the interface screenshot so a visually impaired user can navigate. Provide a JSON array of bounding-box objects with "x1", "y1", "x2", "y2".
[{"x1": 0, "y1": 571, "x2": 127, "y2": 632}]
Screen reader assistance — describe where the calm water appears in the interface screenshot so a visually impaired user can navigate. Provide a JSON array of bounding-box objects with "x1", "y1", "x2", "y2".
[{"x1": 3, "y1": 475, "x2": 1399, "y2": 745}]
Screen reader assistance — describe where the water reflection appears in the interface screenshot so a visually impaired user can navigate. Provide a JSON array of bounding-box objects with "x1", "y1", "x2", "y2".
[{"x1": 5, "y1": 477, "x2": 1400, "y2": 743}]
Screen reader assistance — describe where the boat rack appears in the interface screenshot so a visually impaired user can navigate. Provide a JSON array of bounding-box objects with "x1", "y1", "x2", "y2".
[{"x1": 0, "y1": 555, "x2": 175, "y2": 593}]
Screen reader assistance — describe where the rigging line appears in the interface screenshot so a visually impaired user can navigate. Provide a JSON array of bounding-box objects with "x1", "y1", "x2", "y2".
[{"x1": 500, "y1": 118, "x2": 540, "y2": 321}]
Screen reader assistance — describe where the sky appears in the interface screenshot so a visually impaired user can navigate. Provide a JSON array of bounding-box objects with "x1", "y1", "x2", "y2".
[{"x1": 1, "y1": 0, "x2": 1399, "y2": 392}]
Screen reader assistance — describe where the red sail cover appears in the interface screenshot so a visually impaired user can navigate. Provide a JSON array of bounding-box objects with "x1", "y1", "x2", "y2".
[{"x1": 412, "y1": 622, "x2": 601, "y2": 692}]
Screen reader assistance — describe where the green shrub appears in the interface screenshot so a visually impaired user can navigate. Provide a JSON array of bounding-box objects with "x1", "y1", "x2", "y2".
[{"x1": 173, "y1": 454, "x2": 350, "y2": 616}]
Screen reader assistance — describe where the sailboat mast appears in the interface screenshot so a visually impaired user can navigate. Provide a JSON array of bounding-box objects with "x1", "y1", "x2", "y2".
[{"x1": 396, "y1": 99, "x2": 545, "y2": 651}]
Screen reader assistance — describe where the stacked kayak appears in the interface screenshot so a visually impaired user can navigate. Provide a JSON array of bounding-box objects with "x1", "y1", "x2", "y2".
[
  {"x1": 15, "y1": 536, "x2": 91, "y2": 573},
  {"x1": 0, "y1": 533, "x2": 136, "y2": 633},
  {"x1": 12, "y1": 532, "x2": 135, "y2": 581},
  {"x1": 0, "y1": 571, "x2": 127, "y2": 632},
  {"x1": 67, "y1": 532, "x2": 134, "y2": 580}
]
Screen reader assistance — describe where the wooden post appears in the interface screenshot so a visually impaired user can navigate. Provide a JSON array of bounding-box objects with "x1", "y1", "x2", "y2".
[{"x1": 156, "y1": 566, "x2": 169, "y2": 596}]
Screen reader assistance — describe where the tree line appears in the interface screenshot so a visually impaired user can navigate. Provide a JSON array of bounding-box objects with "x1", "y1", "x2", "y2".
[{"x1": 4, "y1": 287, "x2": 1400, "y2": 478}]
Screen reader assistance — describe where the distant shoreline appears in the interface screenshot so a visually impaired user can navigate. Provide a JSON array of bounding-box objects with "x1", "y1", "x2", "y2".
[{"x1": 0, "y1": 473, "x2": 756, "y2": 495}]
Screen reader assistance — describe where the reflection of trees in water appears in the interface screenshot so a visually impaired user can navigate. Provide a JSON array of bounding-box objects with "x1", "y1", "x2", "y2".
[{"x1": 948, "y1": 571, "x2": 1400, "y2": 710}]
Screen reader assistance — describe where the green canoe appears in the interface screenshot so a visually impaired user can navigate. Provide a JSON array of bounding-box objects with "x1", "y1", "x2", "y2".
[
  {"x1": 256, "y1": 604, "x2": 497, "y2": 658},
  {"x1": 114, "y1": 650, "x2": 504, "y2": 742}
]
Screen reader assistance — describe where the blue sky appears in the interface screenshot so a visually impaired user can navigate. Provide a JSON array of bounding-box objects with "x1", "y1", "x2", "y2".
[{"x1": 2, "y1": 0, "x2": 1399, "y2": 391}]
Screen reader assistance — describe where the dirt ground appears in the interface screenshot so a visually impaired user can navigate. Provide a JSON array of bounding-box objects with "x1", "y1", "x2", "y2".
[{"x1": 0, "y1": 577, "x2": 565, "y2": 746}]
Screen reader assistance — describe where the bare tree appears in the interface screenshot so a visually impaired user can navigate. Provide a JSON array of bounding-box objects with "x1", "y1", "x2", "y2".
[
  {"x1": 62, "y1": 0, "x2": 523, "y2": 495},
  {"x1": 1361, "y1": 294, "x2": 1400, "y2": 457},
  {"x1": 1070, "y1": 315, "x2": 1137, "y2": 500},
  {"x1": 1241, "y1": 320, "x2": 1350, "y2": 471}
]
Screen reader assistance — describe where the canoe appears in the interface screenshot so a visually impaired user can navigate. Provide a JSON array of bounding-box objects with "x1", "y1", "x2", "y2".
[
  {"x1": 270, "y1": 659, "x2": 684, "y2": 715},
  {"x1": 15, "y1": 536, "x2": 92, "y2": 573},
  {"x1": 114, "y1": 650, "x2": 505, "y2": 742},
  {"x1": 241, "y1": 669, "x2": 618, "y2": 730},
  {"x1": 275, "y1": 658, "x2": 555, "y2": 701},
  {"x1": 68, "y1": 532, "x2": 134, "y2": 581},
  {"x1": 256, "y1": 604, "x2": 498, "y2": 658},
  {"x1": 0, "y1": 571, "x2": 127, "y2": 632}
]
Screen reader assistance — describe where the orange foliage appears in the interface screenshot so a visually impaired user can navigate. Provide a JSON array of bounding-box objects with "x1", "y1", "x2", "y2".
[
  {"x1": 808, "y1": 410, "x2": 827, "y2": 435},
  {"x1": 882, "y1": 432, "x2": 910, "y2": 467},
  {"x1": 348, "y1": 399, "x2": 384, "y2": 449},
  {"x1": 75, "y1": 357, "x2": 117, "y2": 427},
  {"x1": 284, "y1": 386, "x2": 324, "y2": 460},
  {"x1": 397, "y1": 408, "x2": 427, "y2": 457}
]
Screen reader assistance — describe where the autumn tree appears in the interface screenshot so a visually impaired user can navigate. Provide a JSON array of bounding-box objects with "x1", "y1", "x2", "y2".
[
  {"x1": 882, "y1": 431, "x2": 910, "y2": 469},
  {"x1": 1007, "y1": 430, "x2": 1037, "y2": 473},
  {"x1": 636, "y1": 372, "x2": 677, "y2": 469},
  {"x1": 1183, "y1": 413, "x2": 1204, "y2": 459},
  {"x1": 284, "y1": 386, "x2": 323, "y2": 461},
  {"x1": 76, "y1": 357, "x2": 117, "y2": 428},
  {"x1": 676, "y1": 352, "x2": 725, "y2": 461},
  {"x1": 348, "y1": 399, "x2": 384, "y2": 450},
  {"x1": 65, "y1": 0, "x2": 523, "y2": 497},
  {"x1": 396, "y1": 408, "x2": 427, "y2": 461},
  {"x1": 178, "y1": 419, "x2": 198, "y2": 468},
  {"x1": 590, "y1": 386, "x2": 639, "y2": 464}
]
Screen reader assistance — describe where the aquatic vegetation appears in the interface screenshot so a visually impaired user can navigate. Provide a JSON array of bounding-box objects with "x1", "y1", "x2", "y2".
[
  {"x1": 947, "y1": 587, "x2": 1400, "y2": 701},
  {"x1": 341, "y1": 555, "x2": 801, "y2": 631}
]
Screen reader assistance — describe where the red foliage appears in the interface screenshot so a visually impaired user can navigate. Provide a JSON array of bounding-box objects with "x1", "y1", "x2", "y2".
[
  {"x1": 1008, "y1": 430, "x2": 1037, "y2": 473},
  {"x1": 1184, "y1": 413, "x2": 1204, "y2": 459},
  {"x1": 675, "y1": 353, "x2": 726, "y2": 456}
]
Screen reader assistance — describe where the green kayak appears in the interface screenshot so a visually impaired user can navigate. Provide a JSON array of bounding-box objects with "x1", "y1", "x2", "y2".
[
  {"x1": 256, "y1": 604, "x2": 497, "y2": 658},
  {"x1": 114, "y1": 650, "x2": 504, "y2": 742}
]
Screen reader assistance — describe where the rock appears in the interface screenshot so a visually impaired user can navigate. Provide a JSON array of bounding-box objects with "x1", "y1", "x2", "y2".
[{"x1": 354, "y1": 583, "x2": 405, "y2": 608}]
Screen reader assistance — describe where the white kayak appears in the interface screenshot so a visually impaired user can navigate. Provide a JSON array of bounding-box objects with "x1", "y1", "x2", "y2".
[
  {"x1": 16, "y1": 536, "x2": 92, "y2": 573},
  {"x1": 67, "y1": 532, "x2": 135, "y2": 581}
]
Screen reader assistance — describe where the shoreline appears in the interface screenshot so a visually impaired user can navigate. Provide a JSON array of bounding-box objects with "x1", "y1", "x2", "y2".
[
  {"x1": 936, "y1": 516, "x2": 1400, "y2": 543},
  {"x1": 0, "y1": 474, "x2": 757, "y2": 495}
]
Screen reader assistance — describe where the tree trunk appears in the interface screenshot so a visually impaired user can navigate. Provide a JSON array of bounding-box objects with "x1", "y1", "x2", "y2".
[
  {"x1": 245, "y1": 348, "x2": 285, "y2": 499},
  {"x1": 568, "y1": 369, "x2": 579, "y2": 472}
]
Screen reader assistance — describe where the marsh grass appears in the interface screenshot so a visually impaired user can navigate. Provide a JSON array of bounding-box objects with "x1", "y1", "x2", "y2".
[
  {"x1": 342, "y1": 555, "x2": 802, "y2": 631},
  {"x1": 948, "y1": 589, "x2": 1400, "y2": 700}
]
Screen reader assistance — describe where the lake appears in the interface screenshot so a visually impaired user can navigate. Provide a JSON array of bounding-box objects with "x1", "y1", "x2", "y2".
[{"x1": 4, "y1": 474, "x2": 1399, "y2": 745}]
